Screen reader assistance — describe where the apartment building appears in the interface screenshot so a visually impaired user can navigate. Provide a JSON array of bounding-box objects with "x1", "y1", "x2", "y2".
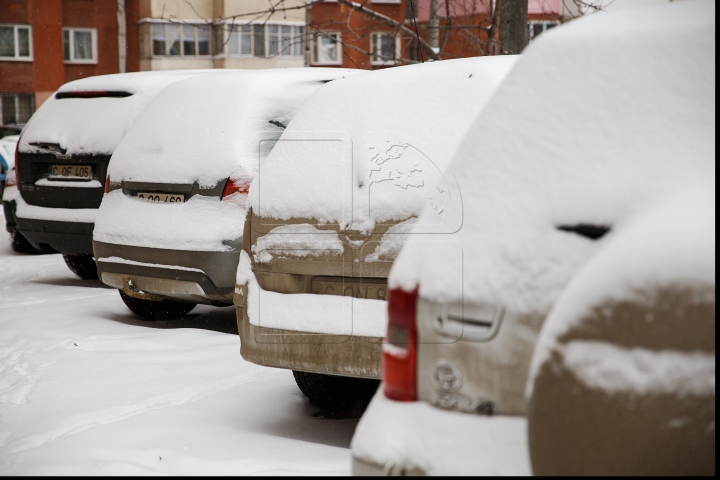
[
  {"x1": 0, "y1": 0, "x2": 140, "y2": 120},
  {"x1": 138, "y1": 0, "x2": 306, "y2": 71}
]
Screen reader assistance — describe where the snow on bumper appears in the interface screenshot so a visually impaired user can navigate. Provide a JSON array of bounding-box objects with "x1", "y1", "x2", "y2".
[{"x1": 351, "y1": 389, "x2": 531, "y2": 476}]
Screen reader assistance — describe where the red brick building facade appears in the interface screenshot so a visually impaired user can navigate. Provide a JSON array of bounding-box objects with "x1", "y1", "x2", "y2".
[{"x1": 0, "y1": 0, "x2": 140, "y2": 124}]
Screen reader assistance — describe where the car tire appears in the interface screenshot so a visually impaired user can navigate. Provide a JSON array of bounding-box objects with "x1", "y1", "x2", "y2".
[
  {"x1": 62, "y1": 254, "x2": 99, "y2": 280},
  {"x1": 292, "y1": 370, "x2": 380, "y2": 409},
  {"x1": 10, "y1": 231, "x2": 38, "y2": 254},
  {"x1": 119, "y1": 290, "x2": 196, "y2": 320}
]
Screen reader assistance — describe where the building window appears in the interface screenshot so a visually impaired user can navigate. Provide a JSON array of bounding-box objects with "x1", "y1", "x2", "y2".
[
  {"x1": 63, "y1": 28, "x2": 97, "y2": 63},
  {"x1": 0, "y1": 94, "x2": 34, "y2": 124},
  {"x1": 0, "y1": 24, "x2": 32, "y2": 60},
  {"x1": 220, "y1": 23, "x2": 304, "y2": 58},
  {"x1": 371, "y1": 32, "x2": 399, "y2": 66},
  {"x1": 152, "y1": 22, "x2": 211, "y2": 57},
  {"x1": 527, "y1": 21, "x2": 558, "y2": 42},
  {"x1": 312, "y1": 32, "x2": 341, "y2": 65}
]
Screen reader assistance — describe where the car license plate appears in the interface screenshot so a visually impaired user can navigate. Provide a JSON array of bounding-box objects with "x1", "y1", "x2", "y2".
[
  {"x1": 135, "y1": 192, "x2": 186, "y2": 203},
  {"x1": 311, "y1": 277, "x2": 388, "y2": 300},
  {"x1": 48, "y1": 164, "x2": 92, "y2": 180}
]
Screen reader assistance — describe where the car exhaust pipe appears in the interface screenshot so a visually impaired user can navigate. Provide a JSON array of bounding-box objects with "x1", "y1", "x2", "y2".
[{"x1": 122, "y1": 276, "x2": 164, "y2": 302}]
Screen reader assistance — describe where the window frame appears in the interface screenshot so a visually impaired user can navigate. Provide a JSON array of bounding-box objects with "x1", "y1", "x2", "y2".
[
  {"x1": 0, "y1": 24, "x2": 33, "y2": 61},
  {"x1": 151, "y1": 22, "x2": 212, "y2": 58},
  {"x1": 63, "y1": 27, "x2": 97, "y2": 64},
  {"x1": 0, "y1": 93, "x2": 35, "y2": 125},
  {"x1": 527, "y1": 20, "x2": 559, "y2": 42},
  {"x1": 370, "y1": 32, "x2": 400, "y2": 66},
  {"x1": 219, "y1": 22, "x2": 305, "y2": 59},
  {"x1": 311, "y1": 31, "x2": 342, "y2": 66}
]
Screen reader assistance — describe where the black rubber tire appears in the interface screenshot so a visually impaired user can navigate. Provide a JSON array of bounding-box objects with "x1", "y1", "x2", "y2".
[
  {"x1": 292, "y1": 370, "x2": 380, "y2": 408},
  {"x1": 62, "y1": 254, "x2": 99, "y2": 280},
  {"x1": 119, "y1": 290, "x2": 196, "y2": 320},
  {"x1": 10, "y1": 231, "x2": 38, "y2": 254}
]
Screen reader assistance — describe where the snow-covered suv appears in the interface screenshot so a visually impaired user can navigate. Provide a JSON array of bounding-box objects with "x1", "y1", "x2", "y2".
[
  {"x1": 351, "y1": 0, "x2": 715, "y2": 475},
  {"x1": 93, "y1": 68, "x2": 357, "y2": 320},
  {"x1": 14, "y1": 71, "x2": 214, "y2": 278},
  {"x1": 235, "y1": 56, "x2": 517, "y2": 408}
]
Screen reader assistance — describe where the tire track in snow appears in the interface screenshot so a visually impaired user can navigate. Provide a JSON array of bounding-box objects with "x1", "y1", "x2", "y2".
[{"x1": 5, "y1": 368, "x2": 280, "y2": 454}]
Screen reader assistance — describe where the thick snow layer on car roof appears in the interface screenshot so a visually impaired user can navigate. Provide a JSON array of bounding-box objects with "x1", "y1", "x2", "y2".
[
  {"x1": 248, "y1": 56, "x2": 518, "y2": 231},
  {"x1": 18, "y1": 70, "x2": 219, "y2": 156},
  {"x1": 390, "y1": 0, "x2": 715, "y2": 313},
  {"x1": 107, "y1": 68, "x2": 359, "y2": 188},
  {"x1": 527, "y1": 181, "x2": 715, "y2": 395},
  {"x1": 351, "y1": 390, "x2": 530, "y2": 475}
]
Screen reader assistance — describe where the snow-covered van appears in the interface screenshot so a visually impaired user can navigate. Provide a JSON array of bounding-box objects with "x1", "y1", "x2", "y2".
[
  {"x1": 235, "y1": 57, "x2": 517, "y2": 408},
  {"x1": 14, "y1": 71, "x2": 215, "y2": 278},
  {"x1": 351, "y1": 0, "x2": 715, "y2": 475},
  {"x1": 93, "y1": 68, "x2": 357, "y2": 320}
]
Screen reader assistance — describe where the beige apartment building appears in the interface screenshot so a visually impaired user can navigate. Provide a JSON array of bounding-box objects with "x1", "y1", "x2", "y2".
[{"x1": 138, "y1": 0, "x2": 306, "y2": 71}]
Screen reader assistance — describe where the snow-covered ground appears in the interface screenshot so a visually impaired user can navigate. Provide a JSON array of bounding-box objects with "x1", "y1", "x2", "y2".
[{"x1": 0, "y1": 210, "x2": 357, "y2": 475}]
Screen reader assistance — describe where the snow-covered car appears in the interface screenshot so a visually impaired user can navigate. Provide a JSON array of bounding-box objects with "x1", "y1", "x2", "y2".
[
  {"x1": 93, "y1": 68, "x2": 357, "y2": 320},
  {"x1": 235, "y1": 56, "x2": 517, "y2": 408},
  {"x1": 3, "y1": 166, "x2": 37, "y2": 254},
  {"x1": 527, "y1": 182, "x2": 714, "y2": 476},
  {"x1": 351, "y1": 0, "x2": 714, "y2": 475},
  {"x1": 14, "y1": 70, "x2": 216, "y2": 278},
  {"x1": 1, "y1": 136, "x2": 36, "y2": 253},
  {"x1": 0, "y1": 134, "x2": 19, "y2": 200}
]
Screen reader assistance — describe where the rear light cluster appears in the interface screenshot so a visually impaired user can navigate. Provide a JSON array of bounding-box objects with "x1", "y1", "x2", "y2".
[
  {"x1": 5, "y1": 168, "x2": 17, "y2": 188},
  {"x1": 11, "y1": 133, "x2": 21, "y2": 187},
  {"x1": 383, "y1": 287, "x2": 419, "y2": 401},
  {"x1": 222, "y1": 178, "x2": 251, "y2": 200},
  {"x1": 55, "y1": 91, "x2": 133, "y2": 100},
  {"x1": 104, "y1": 175, "x2": 110, "y2": 195}
]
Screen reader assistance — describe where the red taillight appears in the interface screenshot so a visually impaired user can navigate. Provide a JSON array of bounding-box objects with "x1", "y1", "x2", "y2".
[
  {"x1": 5, "y1": 168, "x2": 17, "y2": 188},
  {"x1": 383, "y1": 287, "x2": 419, "y2": 401},
  {"x1": 104, "y1": 175, "x2": 110, "y2": 195},
  {"x1": 222, "y1": 178, "x2": 250, "y2": 200}
]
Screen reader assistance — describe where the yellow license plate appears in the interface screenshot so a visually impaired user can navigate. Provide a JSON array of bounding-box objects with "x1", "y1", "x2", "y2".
[{"x1": 48, "y1": 164, "x2": 92, "y2": 180}]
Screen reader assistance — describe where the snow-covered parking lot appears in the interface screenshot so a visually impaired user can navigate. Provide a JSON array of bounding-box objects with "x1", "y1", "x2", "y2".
[{"x1": 0, "y1": 210, "x2": 358, "y2": 475}]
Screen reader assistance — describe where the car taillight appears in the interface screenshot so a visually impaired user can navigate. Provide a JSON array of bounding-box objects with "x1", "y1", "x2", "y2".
[
  {"x1": 104, "y1": 175, "x2": 110, "y2": 195},
  {"x1": 222, "y1": 178, "x2": 250, "y2": 200},
  {"x1": 13, "y1": 133, "x2": 22, "y2": 184},
  {"x1": 5, "y1": 168, "x2": 17, "y2": 188},
  {"x1": 383, "y1": 287, "x2": 419, "y2": 401}
]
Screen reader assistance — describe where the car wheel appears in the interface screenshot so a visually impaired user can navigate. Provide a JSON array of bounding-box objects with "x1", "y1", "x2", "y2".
[
  {"x1": 292, "y1": 370, "x2": 380, "y2": 409},
  {"x1": 62, "y1": 254, "x2": 99, "y2": 280},
  {"x1": 10, "y1": 231, "x2": 38, "y2": 254},
  {"x1": 119, "y1": 290, "x2": 196, "y2": 320}
]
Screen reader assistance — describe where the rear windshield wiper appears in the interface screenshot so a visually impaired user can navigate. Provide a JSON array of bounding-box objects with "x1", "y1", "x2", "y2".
[{"x1": 55, "y1": 91, "x2": 133, "y2": 100}]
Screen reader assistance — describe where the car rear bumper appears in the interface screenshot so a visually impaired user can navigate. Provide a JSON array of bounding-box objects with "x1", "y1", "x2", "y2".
[
  {"x1": 351, "y1": 390, "x2": 531, "y2": 476},
  {"x1": 234, "y1": 293, "x2": 382, "y2": 379},
  {"x1": 94, "y1": 240, "x2": 238, "y2": 304},
  {"x1": 15, "y1": 216, "x2": 94, "y2": 254}
]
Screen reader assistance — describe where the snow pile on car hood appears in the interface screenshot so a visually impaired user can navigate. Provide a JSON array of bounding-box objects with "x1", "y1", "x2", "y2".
[
  {"x1": 390, "y1": 0, "x2": 715, "y2": 313},
  {"x1": 19, "y1": 71, "x2": 219, "y2": 156},
  {"x1": 248, "y1": 56, "x2": 518, "y2": 232},
  {"x1": 107, "y1": 68, "x2": 359, "y2": 188}
]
